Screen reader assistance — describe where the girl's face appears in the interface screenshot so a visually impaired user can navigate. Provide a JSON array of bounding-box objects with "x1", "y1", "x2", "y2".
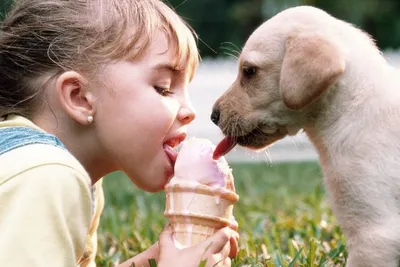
[{"x1": 93, "y1": 32, "x2": 196, "y2": 192}]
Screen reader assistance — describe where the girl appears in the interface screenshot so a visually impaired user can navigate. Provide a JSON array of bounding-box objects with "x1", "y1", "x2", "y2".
[{"x1": 0, "y1": 0, "x2": 238, "y2": 266}]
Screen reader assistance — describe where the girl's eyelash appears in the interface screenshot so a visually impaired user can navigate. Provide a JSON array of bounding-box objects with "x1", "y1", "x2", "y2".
[{"x1": 154, "y1": 86, "x2": 174, "y2": 96}]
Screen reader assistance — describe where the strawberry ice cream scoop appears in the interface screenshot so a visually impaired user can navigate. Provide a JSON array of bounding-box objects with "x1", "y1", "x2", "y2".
[
  {"x1": 164, "y1": 138, "x2": 239, "y2": 248},
  {"x1": 171, "y1": 137, "x2": 235, "y2": 191}
]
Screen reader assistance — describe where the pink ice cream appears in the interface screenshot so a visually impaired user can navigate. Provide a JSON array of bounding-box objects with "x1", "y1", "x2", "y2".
[
  {"x1": 169, "y1": 137, "x2": 235, "y2": 191},
  {"x1": 164, "y1": 137, "x2": 239, "y2": 248}
]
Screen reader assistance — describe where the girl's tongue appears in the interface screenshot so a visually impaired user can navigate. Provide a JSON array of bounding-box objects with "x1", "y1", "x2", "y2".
[
  {"x1": 164, "y1": 144, "x2": 178, "y2": 166},
  {"x1": 164, "y1": 135, "x2": 186, "y2": 167}
]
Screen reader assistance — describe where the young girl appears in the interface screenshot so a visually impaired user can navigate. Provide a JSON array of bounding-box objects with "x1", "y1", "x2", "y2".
[{"x1": 0, "y1": 0, "x2": 238, "y2": 266}]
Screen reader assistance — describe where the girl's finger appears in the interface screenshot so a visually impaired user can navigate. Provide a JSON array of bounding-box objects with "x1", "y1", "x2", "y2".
[
  {"x1": 198, "y1": 227, "x2": 232, "y2": 257},
  {"x1": 158, "y1": 224, "x2": 174, "y2": 247},
  {"x1": 220, "y1": 242, "x2": 231, "y2": 260},
  {"x1": 228, "y1": 236, "x2": 239, "y2": 258},
  {"x1": 207, "y1": 255, "x2": 231, "y2": 267},
  {"x1": 222, "y1": 257, "x2": 232, "y2": 266}
]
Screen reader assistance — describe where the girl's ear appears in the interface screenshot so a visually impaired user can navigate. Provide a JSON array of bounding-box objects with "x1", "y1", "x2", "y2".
[{"x1": 56, "y1": 71, "x2": 96, "y2": 125}]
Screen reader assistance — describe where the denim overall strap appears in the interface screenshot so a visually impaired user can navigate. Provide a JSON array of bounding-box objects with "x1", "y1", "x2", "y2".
[
  {"x1": 0, "y1": 126, "x2": 96, "y2": 213},
  {"x1": 0, "y1": 126, "x2": 67, "y2": 156}
]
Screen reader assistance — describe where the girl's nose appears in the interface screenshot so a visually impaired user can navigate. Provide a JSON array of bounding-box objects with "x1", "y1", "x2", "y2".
[{"x1": 178, "y1": 102, "x2": 196, "y2": 125}]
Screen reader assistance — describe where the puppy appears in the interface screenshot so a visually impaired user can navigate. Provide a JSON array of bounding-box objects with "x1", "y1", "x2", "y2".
[{"x1": 211, "y1": 6, "x2": 400, "y2": 267}]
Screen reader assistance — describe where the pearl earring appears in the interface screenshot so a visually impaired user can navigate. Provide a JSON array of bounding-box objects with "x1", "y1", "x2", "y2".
[{"x1": 87, "y1": 115, "x2": 94, "y2": 123}]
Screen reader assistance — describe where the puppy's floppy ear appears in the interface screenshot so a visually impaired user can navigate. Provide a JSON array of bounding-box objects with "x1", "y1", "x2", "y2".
[{"x1": 279, "y1": 33, "x2": 345, "y2": 110}]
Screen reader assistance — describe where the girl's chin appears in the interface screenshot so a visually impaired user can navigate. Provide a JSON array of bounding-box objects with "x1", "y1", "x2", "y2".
[
  {"x1": 125, "y1": 170, "x2": 171, "y2": 193},
  {"x1": 144, "y1": 185, "x2": 165, "y2": 193},
  {"x1": 123, "y1": 153, "x2": 174, "y2": 192}
]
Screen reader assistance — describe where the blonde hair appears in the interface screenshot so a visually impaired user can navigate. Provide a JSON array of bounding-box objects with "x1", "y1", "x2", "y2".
[{"x1": 0, "y1": 0, "x2": 199, "y2": 118}]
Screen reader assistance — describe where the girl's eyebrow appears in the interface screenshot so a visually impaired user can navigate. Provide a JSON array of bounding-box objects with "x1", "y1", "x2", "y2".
[
  {"x1": 151, "y1": 62, "x2": 184, "y2": 76},
  {"x1": 151, "y1": 63, "x2": 177, "y2": 72}
]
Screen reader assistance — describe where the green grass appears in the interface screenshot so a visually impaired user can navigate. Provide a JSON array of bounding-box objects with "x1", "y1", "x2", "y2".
[{"x1": 96, "y1": 161, "x2": 347, "y2": 267}]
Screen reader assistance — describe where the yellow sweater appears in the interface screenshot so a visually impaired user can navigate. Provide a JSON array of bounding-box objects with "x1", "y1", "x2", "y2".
[{"x1": 0, "y1": 115, "x2": 104, "y2": 266}]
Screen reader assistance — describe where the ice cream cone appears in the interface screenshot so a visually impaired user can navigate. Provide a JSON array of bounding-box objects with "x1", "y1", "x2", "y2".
[{"x1": 164, "y1": 181, "x2": 239, "y2": 248}]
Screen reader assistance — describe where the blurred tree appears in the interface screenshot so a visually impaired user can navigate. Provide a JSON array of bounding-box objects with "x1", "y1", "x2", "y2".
[
  {"x1": 310, "y1": 0, "x2": 400, "y2": 49},
  {"x1": 170, "y1": 0, "x2": 400, "y2": 57},
  {"x1": 261, "y1": 0, "x2": 302, "y2": 18},
  {"x1": 168, "y1": 0, "x2": 264, "y2": 58},
  {"x1": 1, "y1": 0, "x2": 400, "y2": 57},
  {"x1": 0, "y1": 0, "x2": 12, "y2": 20}
]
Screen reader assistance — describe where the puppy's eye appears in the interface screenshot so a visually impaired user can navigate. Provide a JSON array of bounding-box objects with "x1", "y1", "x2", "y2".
[{"x1": 242, "y1": 66, "x2": 257, "y2": 78}]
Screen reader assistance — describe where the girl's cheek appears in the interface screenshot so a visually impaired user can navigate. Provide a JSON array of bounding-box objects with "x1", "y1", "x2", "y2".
[{"x1": 161, "y1": 97, "x2": 180, "y2": 115}]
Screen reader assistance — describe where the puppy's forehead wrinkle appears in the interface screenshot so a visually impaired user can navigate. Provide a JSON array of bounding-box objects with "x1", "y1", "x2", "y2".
[
  {"x1": 244, "y1": 38, "x2": 284, "y2": 59},
  {"x1": 241, "y1": 58, "x2": 257, "y2": 67}
]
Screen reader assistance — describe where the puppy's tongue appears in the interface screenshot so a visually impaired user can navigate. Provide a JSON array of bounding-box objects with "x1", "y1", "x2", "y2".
[{"x1": 213, "y1": 136, "x2": 237, "y2": 160}]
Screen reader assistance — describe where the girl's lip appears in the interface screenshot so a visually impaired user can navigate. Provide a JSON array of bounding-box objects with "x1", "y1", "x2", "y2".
[{"x1": 164, "y1": 133, "x2": 187, "y2": 148}]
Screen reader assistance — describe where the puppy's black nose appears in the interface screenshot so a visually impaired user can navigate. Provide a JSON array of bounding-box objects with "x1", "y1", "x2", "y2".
[{"x1": 211, "y1": 108, "x2": 220, "y2": 125}]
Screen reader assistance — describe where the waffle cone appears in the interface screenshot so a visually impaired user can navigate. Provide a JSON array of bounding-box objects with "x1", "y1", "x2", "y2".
[{"x1": 164, "y1": 182, "x2": 239, "y2": 247}]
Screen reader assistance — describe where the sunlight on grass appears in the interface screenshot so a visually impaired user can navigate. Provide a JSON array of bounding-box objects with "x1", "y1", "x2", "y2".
[{"x1": 96, "y1": 161, "x2": 347, "y2": 267}]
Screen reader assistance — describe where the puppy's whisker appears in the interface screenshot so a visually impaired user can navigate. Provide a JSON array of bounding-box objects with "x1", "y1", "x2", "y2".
[
  {"x1": 238, "y1": 124, "x2": 245, "y2": 137},
  {"x1": 237, "y1": 118, "x2": 247, "y2": 137},
  {"x1": 263, "y1": 149, "x2": 273, "y2": 166},
  {"x1": 254, "y1": 150, "x2": 262, "y2": 164},
  {"x1": 220, "y1": 41, "x2": 242, "y2": 56},
  {"x1": 222, "y1": 116, "x2": 235, "y2": 137},
  {"x1": 198, "y1": 37, "x2": 217, "y2": 55},
  {"x1": 226, "y1": 114, "x2": 239, "y2": 137},
  {"x1": 222, "y1": 51, "x2": 239, "y2": 60},
  {"x1": 233, "y1": 122, "x2": 240, "y2": 137},
  {"x1": 233, "y1": 117, "x2": 241, "y2": 136},
  {"x1": 289, "y1": 136, "x2": 299, "y2": 149},
  {"x1": 226, "y1": 116, "x2": 235, "y2": 136},
  {"x1": 254, "y1": 125, "x2": 263, "y2": 131},
  {"x1": 254, "y1": 126, "x2": 265, "y2": 135},
  {"x1": 220, "y1": 42, "x2": 242, "y2": 55},
  {"x1": 298, "y1": 134, "x2": 306, "y2": 146},
  {"x1": 227, "y1": 48, "x2": 241, "y2": 58}
]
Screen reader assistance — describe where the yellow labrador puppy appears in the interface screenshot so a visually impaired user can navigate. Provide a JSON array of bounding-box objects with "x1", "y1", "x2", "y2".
[{"x1": 211, "y1": 6, "x2": 400, "y2": 267}]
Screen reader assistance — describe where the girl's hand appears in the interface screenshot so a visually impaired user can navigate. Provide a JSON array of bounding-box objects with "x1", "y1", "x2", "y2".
[
  {"x1": 158, "y1": 225, "x2": 239, "y2": 267},
  {"x1": 118, "y1": 242, "x2": 160, "y2": 267}
]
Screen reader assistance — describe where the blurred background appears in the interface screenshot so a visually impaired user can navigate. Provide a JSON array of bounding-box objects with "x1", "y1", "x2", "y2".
[
  {"x1": 2, "y1": 1, "x2": 400, "y2": 265},
  {"x1": 2, "y1": 0, "x2": 400, "y2": 163}
]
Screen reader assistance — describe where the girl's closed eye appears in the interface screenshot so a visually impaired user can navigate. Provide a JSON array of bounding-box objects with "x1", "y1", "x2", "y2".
[{"x1": 154, "y1": 85, "x2": 174, "y2": 96}]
